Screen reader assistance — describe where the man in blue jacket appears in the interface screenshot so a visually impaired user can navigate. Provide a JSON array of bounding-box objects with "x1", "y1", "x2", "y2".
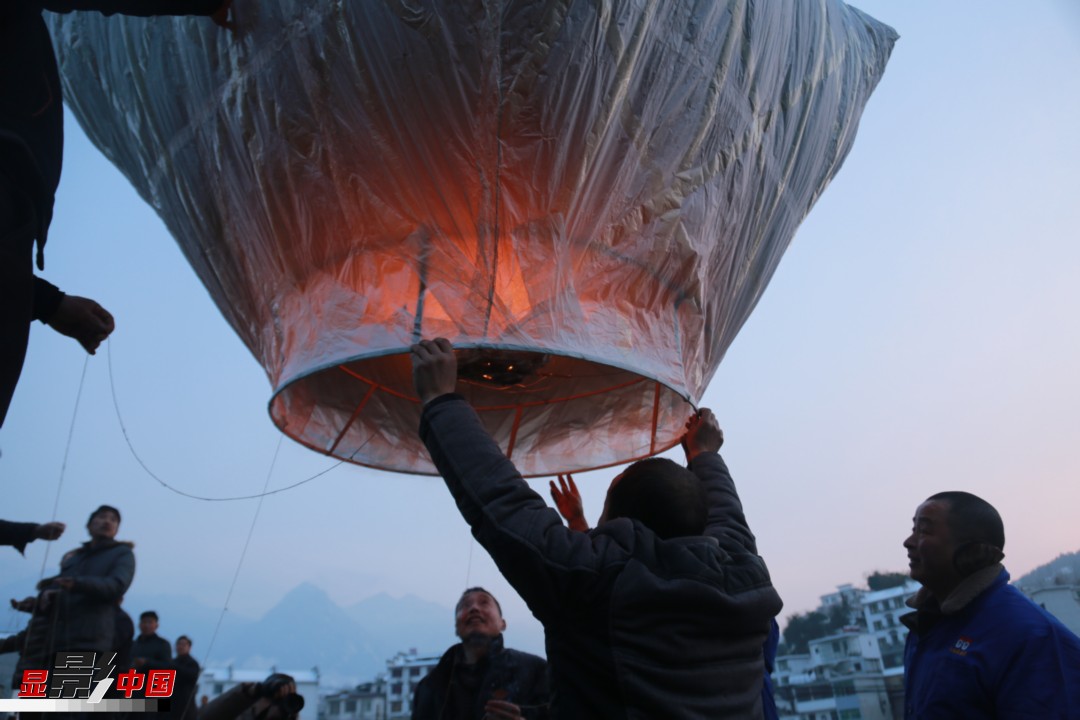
[
  {"x1": 411, "y1": 338, "x2": 782, "y2": 719},
  {"x1": 901, "y1": 490, "x2": 1080, "y2": 718}
]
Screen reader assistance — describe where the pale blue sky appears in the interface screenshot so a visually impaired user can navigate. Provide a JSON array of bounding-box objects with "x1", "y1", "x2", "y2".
[{"x1": 2, "y1": 1, "x2": 1079, "y2": 661}]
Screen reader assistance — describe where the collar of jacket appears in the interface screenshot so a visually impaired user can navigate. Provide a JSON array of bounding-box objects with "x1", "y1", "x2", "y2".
[
  {"x1": 76, "y1": 538, "x2": 135, "y2": 553},
  {"x1": 900, "y1": 564, "x2": 1005, "y2": 633},
  {"x1": 452, "y1": 632, "x2": 505, "y2": 665}
]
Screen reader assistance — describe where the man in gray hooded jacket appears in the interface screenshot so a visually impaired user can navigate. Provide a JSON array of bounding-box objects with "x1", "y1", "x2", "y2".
[{"x1": 2, "y1": 504, "x2": 135, "y2": 684}]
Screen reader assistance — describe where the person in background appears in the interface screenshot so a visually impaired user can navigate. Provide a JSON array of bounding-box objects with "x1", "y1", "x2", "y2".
[
  {"x1": 131, "y1": 610, "x2": 171, "y2": 668},
  {"x1": 199, "y1": 673, "x2": 304, "y2": 720},
  {"x1": 171, "y1": 635, "x2": 201, "y2": 720},
  {"x1": 412, "y1": 587, "x2": 548, "y2": 720}
]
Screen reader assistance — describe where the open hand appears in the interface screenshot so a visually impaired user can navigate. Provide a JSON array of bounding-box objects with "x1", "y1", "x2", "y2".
[{"x1": 549, "y1": 474, "x2": 589, "y2": 532}]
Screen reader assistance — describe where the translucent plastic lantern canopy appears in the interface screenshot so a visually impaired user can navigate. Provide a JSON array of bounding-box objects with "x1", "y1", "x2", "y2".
[{"x1": 48, "y1": 1, "x2": 896, "y2": 476}]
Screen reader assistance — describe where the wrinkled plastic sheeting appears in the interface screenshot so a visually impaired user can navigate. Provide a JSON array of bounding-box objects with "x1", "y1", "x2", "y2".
[{"x1": 48, "y1": 1, "x2": 896, "y2": 476}]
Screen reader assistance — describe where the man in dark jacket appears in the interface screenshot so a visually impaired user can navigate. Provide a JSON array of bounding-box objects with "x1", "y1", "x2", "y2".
[
  {"x1": 0, "y1": 0, "x2": 229, "y2": 427},
  {"x1": 171, "y1": 635, "x2": 201, "y2": 720},
  {"x1": 901, "y1": 491, "x2": 1080, "y2": 718},
  {"x1": 199, "y1": 673, "x2": 303, "y2": 720},
  {"x1": 412, "y1": 587, "x2": 548, "y2": 720},
  {"x1": 411, "y1": 338, "x2": 783, "y2": 719},
  {"x1": 132, "y1": 610, "x2": 172, "y2": 668}
]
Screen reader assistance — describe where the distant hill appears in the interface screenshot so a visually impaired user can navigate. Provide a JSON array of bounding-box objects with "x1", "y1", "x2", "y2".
[
  {"x1": 0, "y1": 574, "x2": 510, "y2": 689},
  {"x1": 120, "y1": 584, "x2": 456, "y2": 688},
  {"x1": 53, "y1": 587, "x2": 460, "y2": 686},
  {"x1": 1014, "y1": 549, "x2": 1080, "y2": 590}
]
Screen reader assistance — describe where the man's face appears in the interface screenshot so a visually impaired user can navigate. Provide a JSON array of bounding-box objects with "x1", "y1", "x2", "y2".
[
  {"x1": 139, "y1": 616, "x2": 158, "y2": 636},
  {"x1": 454, "y1": 591, "x2": 506, "y2": 641},
  {"x1": 87, "y1": 510, "x2": 120, "y2": 542},
  {"x1": 903, "y1": 499, "x2": 961, "y2": 594},
  {"x1": 176, "y1": 638, "x2": 191, "y2": 656}
]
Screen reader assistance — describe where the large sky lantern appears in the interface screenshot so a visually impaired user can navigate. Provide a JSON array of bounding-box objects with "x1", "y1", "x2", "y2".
[{"x1": 48, "y1": 2, "x2": 896, "y2": 476}]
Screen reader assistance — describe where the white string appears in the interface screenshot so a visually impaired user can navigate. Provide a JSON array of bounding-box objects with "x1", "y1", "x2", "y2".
[
  {"x1": 35, "y1": 354, "x2": 90, "y2": 581},
  {"x1": 198, "y1": 434, "x2": 282, "y2": 674},
  {"x1": 105, "y1": 339, "x2": 344, "y2": 501}
]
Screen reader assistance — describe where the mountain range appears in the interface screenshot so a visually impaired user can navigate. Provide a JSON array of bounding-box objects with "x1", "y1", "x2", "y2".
[
  {"x1": 129, "y1": 583, "x2": 463, "y2": 687},
  {"x1": 0, "y1": 576, "x2": 463, "y2": 689}
]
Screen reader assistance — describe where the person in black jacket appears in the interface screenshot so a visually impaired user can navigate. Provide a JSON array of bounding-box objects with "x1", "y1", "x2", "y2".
[
  {"x1": 131, "y1": 610, "x2": 172, "y2": 669},
  {"x1": 412, "y1": 588, "x2": 549, "y2": 720},
  {"x1": 0, "y1": 0, "x2": 230, "y2": 427},
  {"x1": 411, "y1": 338, "x2": 783, "y2": 719},
  {"x1": 170, "y1": 635, "x2": 201, "y2": 720}
]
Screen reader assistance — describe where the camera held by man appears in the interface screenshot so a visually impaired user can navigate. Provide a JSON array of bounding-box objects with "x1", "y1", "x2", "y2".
[{"x1": 198, "y1": 672, "x2": 304, "y2": 720}]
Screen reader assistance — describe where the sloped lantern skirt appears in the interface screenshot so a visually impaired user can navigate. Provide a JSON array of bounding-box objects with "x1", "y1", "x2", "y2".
[{"x1": 49, "y1": 1, "x2": 896, "y2": 475}]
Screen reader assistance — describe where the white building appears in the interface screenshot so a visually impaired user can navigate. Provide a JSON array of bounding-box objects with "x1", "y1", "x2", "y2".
[
  {"x1": 861, "y1": 580, "x2": 919, "y2": 676},
  {"x1": 773, "y1": 580, "x2": 919, "y2": 720},
  {"x1": 1024, "y1": 584, "x2": 1080, "y2": 636},
  {"x1": 321, "y1": 680, "x2": 387, "y2": 720},
  {"x1": 775, "y1": 630, "x2": 895, "y2": 720},
  {"x1": 820, "y1": 584, "x2": 866, "y2": 626},
  {"x1": 384, "y1": 650, "x2": 440, "y2": 719}
]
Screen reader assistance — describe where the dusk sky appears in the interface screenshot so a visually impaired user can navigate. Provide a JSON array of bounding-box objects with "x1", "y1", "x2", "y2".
[{"x1": 2, "y1": 0, "x2": 1078, "y2": 665}]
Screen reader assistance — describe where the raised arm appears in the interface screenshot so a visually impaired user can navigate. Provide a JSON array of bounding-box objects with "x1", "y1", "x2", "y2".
[
  {"x1": 412, "y1": 339, "x2": 617, "y2": 614},
  {"x1": 682, "y1": 410, "x2": 758, "y2": 555}
]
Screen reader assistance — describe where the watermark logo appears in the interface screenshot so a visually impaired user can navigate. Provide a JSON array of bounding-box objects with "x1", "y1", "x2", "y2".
[{"x1": 1, "y1": 652, "x2": 174, "y2": 713}]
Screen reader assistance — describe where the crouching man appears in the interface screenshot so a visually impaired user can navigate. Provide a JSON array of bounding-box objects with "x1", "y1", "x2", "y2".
[{"x1": 199, "y1": 673, "x2": 304, "y2": 720}]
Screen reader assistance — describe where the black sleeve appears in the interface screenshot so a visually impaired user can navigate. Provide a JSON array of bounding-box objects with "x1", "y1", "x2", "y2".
[
  {"x1": 690, "y1": 452, "x2": 759, "y2": 555},
  {"x1": 31, "y1": 276, "x2": 64, "y2": 322},
  {"x1": 0, "y1": 520, "x2": 39, "y2": 554}
]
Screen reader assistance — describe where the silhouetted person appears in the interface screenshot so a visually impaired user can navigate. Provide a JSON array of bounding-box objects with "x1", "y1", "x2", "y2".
[{"x1": 0, "y1": 0, "x2": 231, "y2": 427}]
